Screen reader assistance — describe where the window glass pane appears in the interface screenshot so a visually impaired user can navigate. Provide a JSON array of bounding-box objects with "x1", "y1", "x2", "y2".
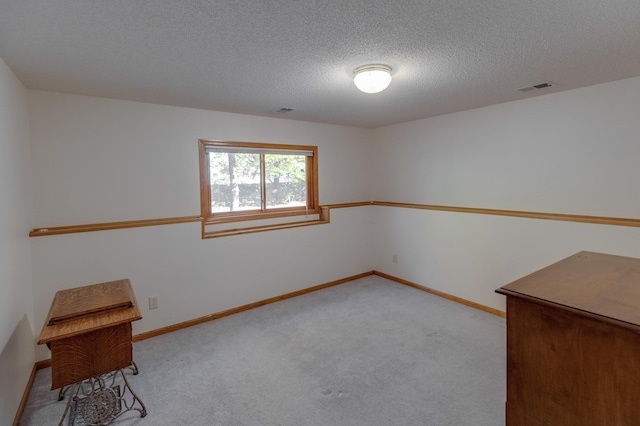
[
  {"x1": 209, "y1": 152, "x2": 261, "y2": 212},
  {"x1": 265, "y1": 154, "x2": 307, "y2": 209}
]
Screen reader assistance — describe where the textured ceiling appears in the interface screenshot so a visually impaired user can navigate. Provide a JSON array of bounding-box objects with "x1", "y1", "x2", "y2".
[{"x1": 1, "y1": 1, "x2": 640, "y2": 128}]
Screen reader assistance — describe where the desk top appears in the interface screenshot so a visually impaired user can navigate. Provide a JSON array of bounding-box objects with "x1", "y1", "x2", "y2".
[
  {"x1": 38, "y1": 279, "x2": 141, "y2": 345},
  {"x1": 496, "y1": 251, "x2": 640, "y2": 329}
]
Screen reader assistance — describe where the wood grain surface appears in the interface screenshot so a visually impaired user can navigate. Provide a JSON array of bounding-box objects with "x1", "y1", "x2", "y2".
[
  {"x1": 39, "y1": 280, "x2": 142, "y2": 390},
  {"x1": 497, "y1": 251, "x2": 640, "y2": 328},
  {"x1": 50, "y1": 323, "x2": 133, "y2": 389},
  {"x1": 497, "y1": 251, "x2": 640, "y2": 425},
  {"x1": 505, "y1": 297, "x2": 640, "y2": 425},
  {"x1": 47, "y1": 279, "x2": 134, "y2": 325},
  {"x1": 38, "y1": 280, "x2": 141, "y2": 344}
]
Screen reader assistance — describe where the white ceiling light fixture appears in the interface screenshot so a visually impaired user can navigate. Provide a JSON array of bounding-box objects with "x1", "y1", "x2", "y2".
[{"x1": 353, "y1": 64, "x2": 392, "y2": 94}]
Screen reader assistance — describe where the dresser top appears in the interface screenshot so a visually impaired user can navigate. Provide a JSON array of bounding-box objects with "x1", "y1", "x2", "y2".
[{"x1": 497, "y1": 251, "x2": 640, "y2": 328}]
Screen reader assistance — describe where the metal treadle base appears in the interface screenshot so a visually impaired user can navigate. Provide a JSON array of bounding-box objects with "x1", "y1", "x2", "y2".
[
  {"x1": 58, "y1": 362, "x2": 139, "y2": 402},
  {"x1": 58, "y1": 366, "x2": 147, "y2": 426},
  {"x1": 70, "y1": 385, "x2": 122, "y2": 425}
]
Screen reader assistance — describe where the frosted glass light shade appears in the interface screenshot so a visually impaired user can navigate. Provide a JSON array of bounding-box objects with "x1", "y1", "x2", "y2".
[{"x1": 353, "y1": 65, "x2": 392, "y2": 93}]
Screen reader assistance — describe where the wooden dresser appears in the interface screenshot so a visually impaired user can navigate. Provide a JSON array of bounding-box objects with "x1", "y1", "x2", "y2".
[{"x1": 496, "y1": 251, "x2": 640, "y2": 426}]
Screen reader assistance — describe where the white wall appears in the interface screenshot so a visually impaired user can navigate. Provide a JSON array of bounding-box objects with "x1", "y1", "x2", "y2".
[
  {"x1": 0, "y1": 57, "x2": 35, "y2": 424},
  {"x1": 372, "y1": 76, "x2": 640, "y2": 311},
  {"x1": 24, "y1": 76, "x2": 640, "y2": 362},
  {"x1": 29, "y1": 92, "x2": 372, "y2": 226},
  {"x1": 29, "y1": 92, "x2": 374, "y2": 360}
]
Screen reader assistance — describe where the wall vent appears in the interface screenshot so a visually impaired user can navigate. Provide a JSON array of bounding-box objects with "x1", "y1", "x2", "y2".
[{"x1": 517, "y1": 82, "x2": 556, "y2": 93}]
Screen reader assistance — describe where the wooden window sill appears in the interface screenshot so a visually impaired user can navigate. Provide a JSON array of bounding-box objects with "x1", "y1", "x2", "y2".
[
  {"x1": 202, "y1": 217, "x2": 328, "y2": 239},
  {"x1": 202, "y1": 206, "x2": 330, "y2": 238}
]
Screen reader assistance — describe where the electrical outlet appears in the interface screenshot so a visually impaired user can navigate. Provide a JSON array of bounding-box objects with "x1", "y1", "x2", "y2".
[
  {"x1": 148, "y1": 296, "x2": 158, "y2": 310},
  {"x1": 393, "y1": 254, "x2": 398, "y2": 264}
]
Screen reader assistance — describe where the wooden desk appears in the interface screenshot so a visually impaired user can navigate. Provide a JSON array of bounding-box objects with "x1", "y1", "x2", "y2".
[
  {"x1": 496, "y1": 251, "x2": 640, "y2": 426},
  {"x1": 38, "y1": 279, "x2": 146, "y2": 424}
]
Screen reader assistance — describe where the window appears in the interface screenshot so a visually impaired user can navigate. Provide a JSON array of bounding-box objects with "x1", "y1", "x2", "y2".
[{"x1": 199, "y1": 140, "x2": 318, "y2": 223}]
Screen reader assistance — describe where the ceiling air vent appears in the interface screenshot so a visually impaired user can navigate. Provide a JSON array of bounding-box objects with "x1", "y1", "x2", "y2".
[{"x1": 517, "y1": 82, "x2": 556, "y2": 93}]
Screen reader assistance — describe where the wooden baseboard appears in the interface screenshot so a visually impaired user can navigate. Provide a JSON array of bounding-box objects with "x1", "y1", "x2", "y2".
[
  {"x1": 34, "y1": 359, "x2": 52, "y2": 370},
  {"x1": 12, "y1": 363, "x2": 36, "y2": 426},
  {"x1": 20, "y1": 269, "x2": 503, "y2": 424},
  {"x1": 136, "y1": 270, "x2": 505, "y2": 341},
  {"x1": 373, "y1": 271, "x2": 506, "y2": 318},
  {"x1": 28, "y1": 268, "x2": 503, "y2": 356},
  {"x1": 132, "y1": 271, "x2": 375, "y2": 342}
]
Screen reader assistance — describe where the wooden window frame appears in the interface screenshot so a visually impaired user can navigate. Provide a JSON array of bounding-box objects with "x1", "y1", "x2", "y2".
[{"x1": 199, "y1": 139, "x2": 319, "y2": 225}]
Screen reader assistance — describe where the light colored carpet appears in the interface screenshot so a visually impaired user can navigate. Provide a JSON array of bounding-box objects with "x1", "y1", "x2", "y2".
[{"x1": 20, "y1": 275, "x2": 506, "y2": 425}]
